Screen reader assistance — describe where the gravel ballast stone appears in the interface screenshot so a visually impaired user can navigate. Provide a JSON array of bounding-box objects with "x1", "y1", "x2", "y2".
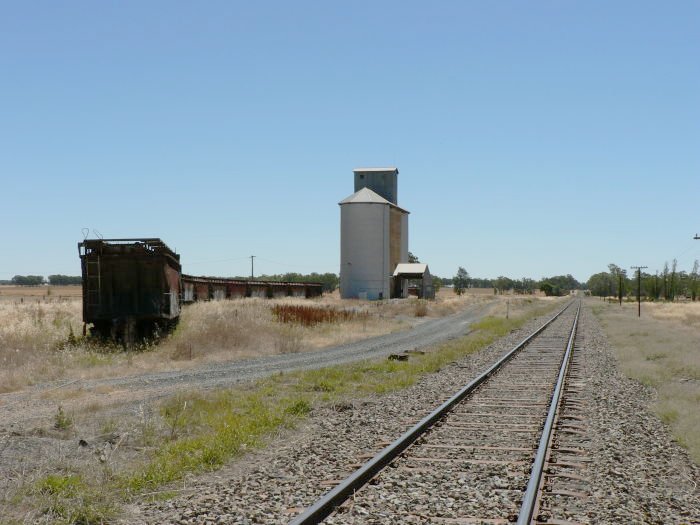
[{"x1": 126, "y1": 305, "x2": 700, "y2": 524}]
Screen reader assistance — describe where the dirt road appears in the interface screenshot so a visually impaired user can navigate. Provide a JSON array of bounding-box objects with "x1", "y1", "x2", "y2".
[{"x1": 0, "y1": 300, "x2": 497, "y2": 494}]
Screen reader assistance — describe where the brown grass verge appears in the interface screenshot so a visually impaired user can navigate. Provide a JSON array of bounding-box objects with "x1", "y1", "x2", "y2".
[
  {"x1": 589, "y1": 298, "x2": 700, "y2": 463},
  {"x1": 0, "y1": 289, "x2": 552, "y2": 394}
]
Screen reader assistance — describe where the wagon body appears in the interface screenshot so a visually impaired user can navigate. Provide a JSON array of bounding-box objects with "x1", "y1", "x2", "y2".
[{"x1": 78, "y1": 238, "x2": 181, "y2": 341}]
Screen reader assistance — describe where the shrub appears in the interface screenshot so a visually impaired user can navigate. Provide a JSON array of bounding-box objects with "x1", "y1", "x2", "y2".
[
  {"x1": 54, "y1": 406, "x2": 73, "y2": 430},
  {"x1": 414, "y1": 300, "x2": 428, "y2": 317}
]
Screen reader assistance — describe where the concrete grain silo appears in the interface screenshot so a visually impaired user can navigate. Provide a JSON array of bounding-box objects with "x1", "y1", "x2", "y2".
[{"x1": 339, "y1": 168, "x2": 409, "y2": 300}]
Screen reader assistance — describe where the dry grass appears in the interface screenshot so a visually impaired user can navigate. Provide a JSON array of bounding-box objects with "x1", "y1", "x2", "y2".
[
  {"x1": 161, "y1": 297, "x2": 406, "y2": 362},
  {"x1": 590, "y1": 298, "x2": 700, "y2": 462},
  {"x1": 643, "y1": 300, "x2": 700, "y2": 327},
  {"x1": 0, "y1": 299, "x2": 84, "y2": 392},
  {"x1": 0, "y1": 288, "x2": 555, "y2": 395},
  {"x1": 0, "y1": 295, "x2": 402, "y2": 392},
  {"x1": 0, "y1": 285, "x2": 82, "y2": 302}
]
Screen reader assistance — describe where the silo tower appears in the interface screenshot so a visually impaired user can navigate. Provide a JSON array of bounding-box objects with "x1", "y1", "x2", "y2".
[
  {"x1": 353, "y1": 167, "x2": 398, "y2": 204},
  {"x1": 340, "y1": 167, "x2": 409, "y2": 300}
]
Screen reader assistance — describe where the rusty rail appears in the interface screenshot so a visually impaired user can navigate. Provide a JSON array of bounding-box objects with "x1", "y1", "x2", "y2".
[
  {"x1": 289, "y1": 300, "x2": 575, "y2": 525},
  {"x1": 517, "y1": 300, "x2": 581, "y2": 524}
]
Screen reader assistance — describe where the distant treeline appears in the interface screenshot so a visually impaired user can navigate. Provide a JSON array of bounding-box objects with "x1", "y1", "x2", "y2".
[
  {"x1": 438, "y1": 270, "x2": 582, "y2": 297},
  {"x1": 5, "y1": 275, "x2": 82, "y2": 286},
  {"x1": 232, "y1": 272, "x2": 339, "y2": 293},
  {"x1": 408, "y1": 253, "x2": 582, "y2": 297},
  {"x1": 587, "y1": 261, "x2": 699, "y2": 301}
]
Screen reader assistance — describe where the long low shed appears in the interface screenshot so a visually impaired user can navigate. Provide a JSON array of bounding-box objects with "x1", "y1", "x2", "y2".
[{"x1": 181, "y1": 275, "x2": 323, "y2": 302}]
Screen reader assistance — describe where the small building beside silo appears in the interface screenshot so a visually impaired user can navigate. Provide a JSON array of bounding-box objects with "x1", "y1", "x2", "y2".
[
  {"x1": 393, "y1": 263, "x2": 435, "y2": 299},
  {"x1": 339, "y1": 167, "x2": 409, "y2": 300}
]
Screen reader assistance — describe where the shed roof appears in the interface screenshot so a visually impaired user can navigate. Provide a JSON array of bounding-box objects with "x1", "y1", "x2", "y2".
[
  {"x1": 353, "y1": 167, "x2": 398, "y2": 173},
  {"x1": 393, "y1": 263, "x2": 430, "y2": 276},
  {"x1": 339, "y1": 187, "x2": 409, "y2": 213}
]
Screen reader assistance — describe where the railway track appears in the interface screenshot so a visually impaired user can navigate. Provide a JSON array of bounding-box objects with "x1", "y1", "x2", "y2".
[{"x1": 291, "y1": 300, "x2": 585, "y2": 524}]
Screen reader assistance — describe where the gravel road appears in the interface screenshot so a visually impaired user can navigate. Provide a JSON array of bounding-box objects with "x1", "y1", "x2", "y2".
[
  {"x1": 126, "y1": 304, "x2": 700, "y2": 524},
  {"x1": 0, "y1": 301, "x2": 492, "y2": 430},
  {"x1": 81, "y1": 298, "x2": 487, "y2": 390}
]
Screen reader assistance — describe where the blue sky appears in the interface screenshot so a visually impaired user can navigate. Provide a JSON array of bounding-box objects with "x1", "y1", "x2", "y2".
[{"x1": 1, "y1": 1, "x2": 698, "y2": 283}]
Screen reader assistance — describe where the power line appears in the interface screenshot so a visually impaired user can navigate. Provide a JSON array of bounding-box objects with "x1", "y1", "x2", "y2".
[
  {"x1": 186, "y1": 256, "x2": 250, "y2": 266},
  {"x1": 255, "y1": 256, "x2": 334, "y2": 270}
]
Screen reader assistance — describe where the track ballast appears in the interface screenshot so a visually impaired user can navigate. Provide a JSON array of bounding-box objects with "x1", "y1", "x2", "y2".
[{"x1": 291, "y1": 300, "x2": 584, "y2": 524}]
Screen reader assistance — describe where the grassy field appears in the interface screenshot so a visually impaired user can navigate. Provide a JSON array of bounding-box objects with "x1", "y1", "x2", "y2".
[
  {"x1": 0, "y1": 287, "x2": 519, "y2": 393},
  {"x1": 2, "y1": 298, "x2": 561, "y2": 524},
  {"x1": 0, "y1": 285, "x2": 82, "y2": 302},
  {"x1": 589, "y1": 298, "x2": 700, "y2": 462}
]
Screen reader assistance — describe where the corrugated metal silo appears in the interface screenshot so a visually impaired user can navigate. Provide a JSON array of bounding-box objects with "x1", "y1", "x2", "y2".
[
  {"x1": 353, "y1": 167, "x2": 399, "y2": 204},
  {"x1": 339, "y1": 187, "x2": 408, "y2": 300}
]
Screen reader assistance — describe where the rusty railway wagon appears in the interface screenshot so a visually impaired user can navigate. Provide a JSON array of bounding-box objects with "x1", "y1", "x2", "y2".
[
  {"x1": 79, "y1": 238, "x2": 323, "y2": 343},
  {"x1": 78, "y1": 238, "x2": 182, "y2": 342}
]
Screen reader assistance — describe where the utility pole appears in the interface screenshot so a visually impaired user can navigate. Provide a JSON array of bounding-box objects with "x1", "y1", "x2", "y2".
[
  {"x1": 630, "y1": 266, "x2": 648, "y2": 317},
  {"x1": 250, "y1": 255, "x2": 256, "y2": 280},
  {"x1": 619, "y1": 274, "x2": 623, "y2": 306}
]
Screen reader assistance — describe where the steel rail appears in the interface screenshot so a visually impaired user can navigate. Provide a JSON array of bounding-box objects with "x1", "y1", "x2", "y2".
[
  {"x1": 289, "y1": 300, "x2": 575, "y2": 525},
  {"x1": 516, "y1": 300, "x2": 581, "y2": 525}
]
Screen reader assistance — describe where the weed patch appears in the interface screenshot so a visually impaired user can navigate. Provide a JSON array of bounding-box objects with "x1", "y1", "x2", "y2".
[
  {"x1": 33, "y1": 473, "x2": 114, "y2": 525},
  {"x1": 36, "y1": 474, "x2": 83, "y2": 497},
  {"x1": 272, "y1": 304, "x2": 368, "y2": 326},
  {"x1": 54, "y1": 406, "x2": 73, "y2": 430},
  {"x1": 123, "y1": 390, "x2": 312, "y2": 493}
]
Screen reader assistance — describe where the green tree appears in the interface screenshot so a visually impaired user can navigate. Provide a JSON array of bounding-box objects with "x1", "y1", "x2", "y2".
[
  {"x1": 303, "y1": 272, "x2": 339, "y2": 293},
  {"x1": 11, "y1": 275, "x2": 44, "y2": 286},
  {"x1": 539, "y1": 282, "x2": 561, "y2": 296},
  {"x1": 606, "y1": 265, "x2": 627, "y2": 302},
  {"x1": 519, "y1": 278, "x2": 536, "y2": 295},
  {"x1": 690, "y1": 260, "x2": 699, "y2": 301},
  {"x1": 587, "y1": 272, "x2": 613, "y2": 297},
  {"x1": 240, "y1": 272, "x2": 338, "y2": 293},
  {"x1": 453, "y1": 267, "x2": 470, "y2": 295},
  {"x1": 48, "y1": 275, "x2": 82, "y2": 285},
  {"x1": 408, "y1": 252, "x2": 420, "y2": 263},
  {"x1": 494, "y1": 276, "x2": 514, "y2": 294},
  {"x1": 669, "y1": 259, "x2": 678, "y2": 301}
]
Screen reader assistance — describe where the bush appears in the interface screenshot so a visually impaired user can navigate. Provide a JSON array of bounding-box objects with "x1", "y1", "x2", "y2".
[{"x1": 414, "y1": 300, "x2": 428, "y2": 317}]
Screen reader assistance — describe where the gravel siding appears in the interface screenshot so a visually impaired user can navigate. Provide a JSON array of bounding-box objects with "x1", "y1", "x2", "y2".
[
  {"x1": 127, "y1": 305, "x2": 700, "y2": 524},
  {"x1": 577, "y1": 307, "x2": 699, "y2": 524}
]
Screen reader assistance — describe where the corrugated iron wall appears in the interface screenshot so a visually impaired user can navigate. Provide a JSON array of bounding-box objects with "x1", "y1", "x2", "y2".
[{"x1": 181, "y1": 275, "x2": 323, "y2": 302}]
